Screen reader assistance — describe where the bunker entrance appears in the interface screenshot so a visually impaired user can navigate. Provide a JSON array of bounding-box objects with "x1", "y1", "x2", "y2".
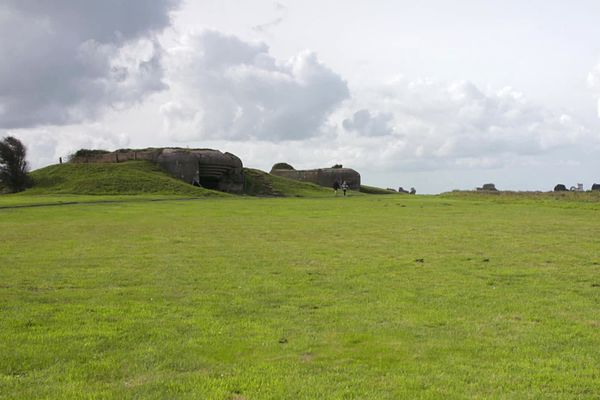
[{"x1": 198, "y1": 176, "x2": 220, "y2": 190}]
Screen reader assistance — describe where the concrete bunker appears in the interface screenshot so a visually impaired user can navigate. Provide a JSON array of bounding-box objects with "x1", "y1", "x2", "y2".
[
  {"x1": 70, "y1": 147, "x2": 245, "y2": 194},
  {"x1": 157, "y1": 149, "x2": 244, "y2": 193},
  {"x1": 270, "y1": 163, "x2": 361, "y2": 190}
]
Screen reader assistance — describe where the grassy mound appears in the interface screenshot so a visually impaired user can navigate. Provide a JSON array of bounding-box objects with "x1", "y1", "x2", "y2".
[
  {"x1": 243, "y1": 168, "x2": 338, "y2": 197},
  {"x1": 26, "y1": 161, "x2": 224, "y2": 196},
  {"x1": 360, "y1": 185, "x2": 397, "y2": 194}
]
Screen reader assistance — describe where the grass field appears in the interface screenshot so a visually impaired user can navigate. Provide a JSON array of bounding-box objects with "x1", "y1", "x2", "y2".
[{"x1": 1, "y1": 193, "x2": 600, "y2": 398}]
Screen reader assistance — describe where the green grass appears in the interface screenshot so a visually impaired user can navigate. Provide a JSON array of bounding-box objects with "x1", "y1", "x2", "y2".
[
  {"x1": 442, "y1": 189, "x2": 600, "y2": 202},
  {"x1": 441, "y1": 190, "x2": 600, "y2": 210},
  {"x1": 1, "y1": 195, "x2": 600, "y2": 398}
]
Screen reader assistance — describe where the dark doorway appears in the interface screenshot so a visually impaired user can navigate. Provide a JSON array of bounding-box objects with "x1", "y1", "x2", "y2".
[{"x1": 198, "y1": 176, "x2": 220, "y2": 190}]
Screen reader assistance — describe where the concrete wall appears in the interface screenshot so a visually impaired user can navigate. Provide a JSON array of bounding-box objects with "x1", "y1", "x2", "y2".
[
  {"x1": 70, "y1": 150, "x2": 159, "y2": 164},
  {"x1": 271, "y1": 168, "x2": 361, "y2": 190}
]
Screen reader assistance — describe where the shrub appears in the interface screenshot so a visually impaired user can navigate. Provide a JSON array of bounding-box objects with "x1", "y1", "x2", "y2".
[
  {"x1": 70, "y1": 149, "x2": 110, "y2": 160},
  {"x1": 0, "y1": 136, "x2": 32, "y2": 193}
]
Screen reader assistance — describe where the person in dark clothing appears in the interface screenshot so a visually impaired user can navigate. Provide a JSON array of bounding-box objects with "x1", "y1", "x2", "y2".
[{"x1": 333, "y1": 180, "x2": 340, "y2": 195}]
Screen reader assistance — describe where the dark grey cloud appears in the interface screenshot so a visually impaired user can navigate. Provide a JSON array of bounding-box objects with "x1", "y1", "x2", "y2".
[
  {"x1": 4, "y1": 0, "x2": 178, "y2": 42},
  {"x1": 0, "y1": 0, "x2": 180, "y2": 128}
]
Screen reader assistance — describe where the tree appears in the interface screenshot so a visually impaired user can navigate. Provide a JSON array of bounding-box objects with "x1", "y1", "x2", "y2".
[{"x1": 0, "y1": 136, "x2": 32, "y2": 193}]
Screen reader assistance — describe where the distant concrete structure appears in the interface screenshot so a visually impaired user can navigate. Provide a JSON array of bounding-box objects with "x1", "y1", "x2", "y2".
[
  {"x1": 476, "y1": 183, "x2": 498, "y2": 191},
  {"x1": 270, "y1": 163, "x2": 361, "y2": 190},
  {"x1": 554, "y1": 184, "x2": 568, "y2": 192},
  {"x1": 70, "y1": 148, "x2": 244, "y2": 193},
  {"x1": 592, "y1": 183, "x2": 600, "y2": 192}
]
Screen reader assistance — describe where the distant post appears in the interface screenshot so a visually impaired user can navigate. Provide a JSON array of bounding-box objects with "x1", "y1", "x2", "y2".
[{"x1": 59, "y1": 157, "x2": 62, "y2": 164}]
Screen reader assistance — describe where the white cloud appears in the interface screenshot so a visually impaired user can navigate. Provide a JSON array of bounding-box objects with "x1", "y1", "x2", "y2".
[
  {"x1": 9, "y1": 125, "x2": 130, "y2": 169},
  {"x1": 161, "y1": 30, "x2": 350, "y2": 141},
  {"x1": 338, "y1": 78, "x2": 594, "y2": 171},
  {"x1": 588, "y1": 62, "x2": 600, "y2": 118},
  {"x1": 588, "y1": 63, "x2": 600, "y2": 89}
]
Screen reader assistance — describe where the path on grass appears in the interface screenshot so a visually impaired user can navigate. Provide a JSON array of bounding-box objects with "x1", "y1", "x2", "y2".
[{"x1": 0, "y1": 197, "x2": 209, "y2": 210}]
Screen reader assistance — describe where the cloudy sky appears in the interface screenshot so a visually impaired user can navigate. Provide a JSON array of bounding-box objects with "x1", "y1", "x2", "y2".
[{"x1": 2, "y1": 0, "x2": 600, "y2": 193}]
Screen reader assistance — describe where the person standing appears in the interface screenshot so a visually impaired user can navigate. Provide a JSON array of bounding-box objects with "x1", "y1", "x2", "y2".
[
  {"x1": 333, "y1": 180, "x2": 340, "y2": 195},
  {"x1": 341, "y1": 181, "x2": 349, "y2": 196}
]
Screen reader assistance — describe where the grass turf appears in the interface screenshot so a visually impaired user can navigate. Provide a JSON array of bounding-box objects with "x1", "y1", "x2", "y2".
[{"x1": 1, "y1": 195, "x2": 599, "y2": 398}]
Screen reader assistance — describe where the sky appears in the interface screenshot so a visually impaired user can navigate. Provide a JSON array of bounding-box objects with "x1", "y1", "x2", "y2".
[{"x1": 2, "y1": 0, "x2": 600, "y2": 193}]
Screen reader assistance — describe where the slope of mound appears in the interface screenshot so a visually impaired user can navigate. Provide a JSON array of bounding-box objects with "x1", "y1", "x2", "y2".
[
  {"x1": 27, "y1": 161, "x2": 225, "y2": 196},
  {"x1": 360, "y1": 185, "x2": 397, "y2": 194},
  {"x1": 243, "y1": 168, "x2": 339, "y2": 197}
]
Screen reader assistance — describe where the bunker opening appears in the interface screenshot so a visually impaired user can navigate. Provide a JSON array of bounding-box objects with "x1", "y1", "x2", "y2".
[{"x1": 198, "y1": 175, "x2": 220, "y2": 190}]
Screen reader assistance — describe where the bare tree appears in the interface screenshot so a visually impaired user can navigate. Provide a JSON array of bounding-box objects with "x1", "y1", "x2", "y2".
[{"x1": 0, "y1": 136, "x2": 32, "y2": 193}]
